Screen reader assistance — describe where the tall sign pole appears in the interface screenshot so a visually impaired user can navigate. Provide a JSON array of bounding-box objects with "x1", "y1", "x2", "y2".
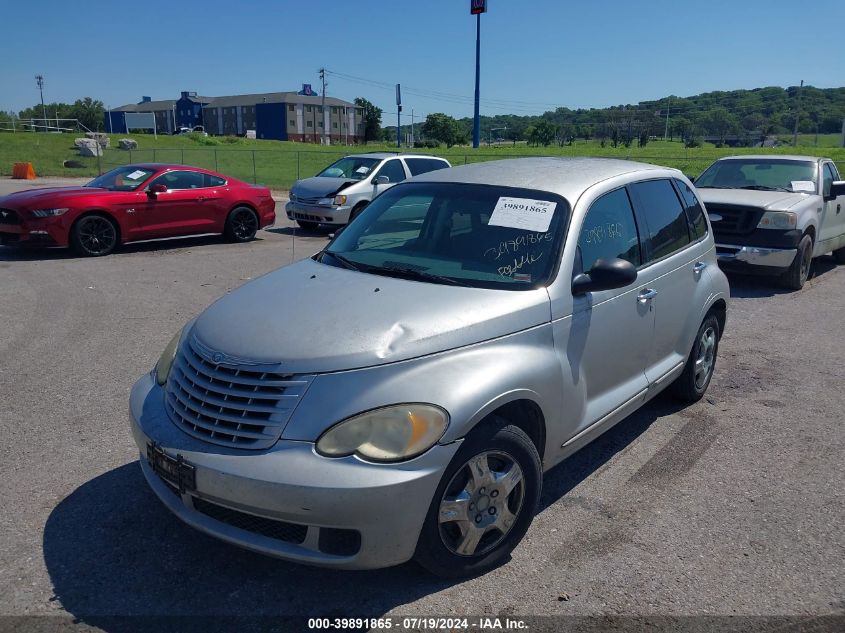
[
  {"x1": 396, "y1": 84, "x2": 402, "y2": 148},
  {"x1": 470, "y1": 0, "x2": 486, "y2": 148}
]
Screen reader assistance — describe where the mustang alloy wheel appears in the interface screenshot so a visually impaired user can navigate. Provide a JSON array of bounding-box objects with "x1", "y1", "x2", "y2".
[
  {"x1": 225, "y1": 207, "x2": 259, "y2": 242},
  {"x1": 71, "y1": 214, "x2": 118, "y2": 256}
]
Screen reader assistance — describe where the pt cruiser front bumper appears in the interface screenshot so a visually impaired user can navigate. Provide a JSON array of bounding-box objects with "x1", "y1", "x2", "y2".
[{"x1": 129, "y1": 373, "x2": 461, "y2": 569}]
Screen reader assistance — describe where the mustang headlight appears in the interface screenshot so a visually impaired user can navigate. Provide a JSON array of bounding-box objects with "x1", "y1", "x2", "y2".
[
  {"x1": 316, "y1": 404, "x2": 449, "y2": 462},
  {"x1": 757, "y1": 211, "x2": 797, "y2": 230},
  {"x1": 31, "y1": 208, "x2": 69, "y2": 218},
  {"x1": 155, "y1": 328, "x2": 184, "y2": 386}
]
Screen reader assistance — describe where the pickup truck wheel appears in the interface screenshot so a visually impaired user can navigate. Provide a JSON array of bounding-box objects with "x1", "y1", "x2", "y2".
[
  {"x1": 670, "y1": 313, "x2": 720, "y2": 403},
  {"x1": 348, "y1": 201, "x2": 368, "y2": 224},
  {"x1": 414, "y1": 417, "x2": 541, "y2": 578},
  {"x1": 296, "y1": 220, "x2": 320, "y2": 231},
  {"x1": 833, "y1": 246, "x2": 845, "y2": 264},
  {"x1": 781, "y1": 234, "x2": 813, "y2": 290}
]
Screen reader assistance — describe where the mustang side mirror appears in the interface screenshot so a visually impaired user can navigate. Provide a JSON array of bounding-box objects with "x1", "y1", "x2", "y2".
[
  {"x1": 572, "y1": 258, "x2": 637, "y2": 295},
  {"x1": 374, "y1": 175, "x2": 389, "y2": 185},
  {"x1": 147, "y1": 184, "x2": 167, "y2": 197}
]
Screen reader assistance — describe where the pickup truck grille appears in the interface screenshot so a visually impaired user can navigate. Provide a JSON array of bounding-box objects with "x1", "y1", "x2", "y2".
[
  {"x1": 165, "y1": 336, "x2": 313, "y2": 449},
  {"x1": 707, "y1": 204, "x2": 764, "y2": 237}
]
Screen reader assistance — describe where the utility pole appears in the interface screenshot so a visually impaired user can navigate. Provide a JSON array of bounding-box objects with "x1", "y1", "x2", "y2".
[
  {"x1": 396, "y1": 84, "x2": 402, "y2": 148},
  {"x1": 471, "y1": 1, "x2": 486, "y2": 148},
  {"x1": 411, "y1": 109, "x2": 415, "y2": 147},
  {"x1": 840, "y1": 118, "x2": 845, "y2": 148},
  {"x1": 664, "y1": 97, "x2": 670, "y2": 141},
  {"x1": 792, "y1": 79, "x2": 803, "y2": 147},
  {"x1": 35, "y1": 74, "x2": 46, "y2": 132},
  {"x1": 319, "y1": 67, "x2": 327, "y2": 145}
]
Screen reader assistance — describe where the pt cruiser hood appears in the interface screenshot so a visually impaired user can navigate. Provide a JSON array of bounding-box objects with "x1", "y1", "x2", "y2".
[
  {"x1": 191, "y1": 258, "x2": 551, "y2": 374},
  {"x1": 697, "y1": 188, "x2": 814, "y2": 211}
]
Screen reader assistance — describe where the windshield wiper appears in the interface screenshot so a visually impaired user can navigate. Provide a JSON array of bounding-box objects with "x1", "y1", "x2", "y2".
[
  {"x1": 320, "y1": 251, "x2": 363, "y2": 271},
  {"x1": 369, "y1": 265, "x2": 472, "y2": 287},
  {"x1": 739, "y1": 185, "x2": 790, "y2": 192},
  {"x1": 696, "y1": 185, "x2": 733, "y2": 189}
]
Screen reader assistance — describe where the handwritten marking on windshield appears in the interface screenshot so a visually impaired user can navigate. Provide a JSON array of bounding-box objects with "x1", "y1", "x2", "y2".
[
  {"x1": 497, "y1": 252, "x2": 543, "y2": 278},
  {"x1": 484, "y1": 232, "x2": 552, "y2": 260}
]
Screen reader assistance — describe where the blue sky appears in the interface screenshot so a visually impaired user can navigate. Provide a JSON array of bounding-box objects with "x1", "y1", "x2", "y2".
[{"x1": 1, "y1": 0, "x2": 842, "y2": 123}]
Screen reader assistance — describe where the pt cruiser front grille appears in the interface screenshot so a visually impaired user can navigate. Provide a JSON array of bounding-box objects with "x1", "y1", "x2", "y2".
[{"x1": 165, "y1": 336, "x2": 313, "y2": 449}]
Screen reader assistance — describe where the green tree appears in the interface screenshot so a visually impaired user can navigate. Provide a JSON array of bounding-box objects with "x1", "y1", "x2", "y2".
[
  {"x1": 532, "y1": 120, "x2": 557, "y2": 146},
  {"x1": 69, "y1": 97, "x2": 105, "y2": 131},
  {"x1": 354, "y1": 97, "x2": 382, "y2": 142},
  {"x1": 421, "y1": 113, "x2": 462, "y2": 147}
]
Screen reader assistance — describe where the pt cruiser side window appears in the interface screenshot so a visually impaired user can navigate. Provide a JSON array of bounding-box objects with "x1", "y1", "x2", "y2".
[
  {"x1": 629, "y1": 179, "x2": 692, "y2": 262},
  {"x1": 673, "y1": 178, "x2": 708, "y2": 241},
  {"x1": 575, "y1": 187, "x2": 641, "y2": 275}
]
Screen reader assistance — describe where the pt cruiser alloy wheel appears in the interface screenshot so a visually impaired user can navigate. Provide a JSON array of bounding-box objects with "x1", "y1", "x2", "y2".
[
  {"x1": 415, "y1": 418, "x2": 541, "y2": 578},
  {"x1": 671, "y1": 313, "x2": 720, "y2": 402}
]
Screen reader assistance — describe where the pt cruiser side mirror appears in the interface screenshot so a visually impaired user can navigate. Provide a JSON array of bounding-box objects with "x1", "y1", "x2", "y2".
[{"x1": 572, "y1": 258, "x2": 637, "y2": 295}]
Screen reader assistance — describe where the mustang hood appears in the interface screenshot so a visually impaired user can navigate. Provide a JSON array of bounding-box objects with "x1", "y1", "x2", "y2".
[
  {"x1": 191, "y1": 258, "x2": 551, "y2": 374},
  {"x1": 291, "y1": 177, "x2": 359, "y2": 200},
  {"x1": 0, "y1": 186, "x2": 104, "y2": 208},
  {"x1": 698, "y1": 188, "x2": 814, "y2": 211}
]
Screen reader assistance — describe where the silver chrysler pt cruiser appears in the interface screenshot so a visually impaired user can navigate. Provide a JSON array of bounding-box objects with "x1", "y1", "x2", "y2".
[{"x1": 130, "y1": 158, "x2": 729, "y2": 577}]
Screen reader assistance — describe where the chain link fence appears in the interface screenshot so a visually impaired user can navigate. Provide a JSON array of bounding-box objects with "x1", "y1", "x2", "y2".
[{"x1": 3, "y1": 138, "x2": 843, "y2": 192}]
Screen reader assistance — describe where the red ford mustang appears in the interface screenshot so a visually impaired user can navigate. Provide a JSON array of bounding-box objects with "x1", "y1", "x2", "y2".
[{"x1": 0, "y1": 164, "x2": 276, "y2": 256}]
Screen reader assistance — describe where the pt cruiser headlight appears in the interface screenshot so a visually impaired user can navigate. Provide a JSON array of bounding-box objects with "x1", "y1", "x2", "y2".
[
  {"x1": 757, "y1": 211, "x2": 797, "y2": 230},
  {"x1": 316, "y1": 404, "x2": 449, "y2": 462},
  {"x1": 155, "y1": 328, "x2": 183, "y2": 386}
]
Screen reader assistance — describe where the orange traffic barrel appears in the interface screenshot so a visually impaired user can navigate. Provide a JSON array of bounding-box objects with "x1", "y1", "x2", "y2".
[{"x1": 12, "y1": 162, "x2": 36, "y2": 179}]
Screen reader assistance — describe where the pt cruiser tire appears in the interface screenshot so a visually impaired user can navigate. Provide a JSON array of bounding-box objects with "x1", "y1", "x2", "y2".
[
  {"x1": 414, "y1": 417, "x2": 541, "y2": 578},
  {"x1": 670, "y1": 313, "x2": 720, "y2": 403}
]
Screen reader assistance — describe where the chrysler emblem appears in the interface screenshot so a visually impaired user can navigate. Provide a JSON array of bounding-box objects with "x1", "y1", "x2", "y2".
[{"x1": 212, "y1": 352, "x2": 224, "y2": 363}]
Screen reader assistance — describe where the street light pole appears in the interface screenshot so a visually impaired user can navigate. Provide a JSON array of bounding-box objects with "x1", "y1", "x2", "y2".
[
  {"x1": 35, "y1": 74, "x2": 46, "y2": 132},
  {"x1": 472, "y1": 10, "x2": 481, "y2": 148}
]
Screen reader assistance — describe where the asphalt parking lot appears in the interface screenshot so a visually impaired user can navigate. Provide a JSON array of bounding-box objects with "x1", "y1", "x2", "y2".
[{"x1": 0, "y1": 177, "x2": 843, "y2": 629}]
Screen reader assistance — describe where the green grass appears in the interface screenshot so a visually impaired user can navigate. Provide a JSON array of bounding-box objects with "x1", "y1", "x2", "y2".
[{"x1": 1, "y1": 131, "x2": 843, "y2": 191}]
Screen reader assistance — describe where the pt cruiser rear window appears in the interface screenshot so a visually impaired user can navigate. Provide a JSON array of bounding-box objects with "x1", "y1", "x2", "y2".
[{"x1": 322, "y1": 182, "x2": 570, "y2": 290}]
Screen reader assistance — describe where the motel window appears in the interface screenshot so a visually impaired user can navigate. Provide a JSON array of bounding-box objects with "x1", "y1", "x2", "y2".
[
  {"x1": 289, "y1": 120, "x2": 295, "y2": 127},
  {"x1": 288, "y1": 104, "x2": 295, "y2": 112},
  {"x1": 306, "y1": 105, "x2": 312, "y2": 113},
  {"x1": 307, "y1": 120, "x2": 312, "y2": 128},
  {"x1": 333, "y1": 122, "x2": 338, "y2": 129}
]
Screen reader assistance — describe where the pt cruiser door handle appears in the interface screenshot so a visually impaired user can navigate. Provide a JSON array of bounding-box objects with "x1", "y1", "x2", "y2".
[
  {"x1": 637, "y1": 288, "x2": 658, "y2": 303},
  {"x1": 693, "y1": 261, "x2": 707, "y2": 274}
]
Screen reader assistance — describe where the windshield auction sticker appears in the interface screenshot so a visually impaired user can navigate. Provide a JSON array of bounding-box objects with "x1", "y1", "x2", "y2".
[
  {"x1": 791, "y1": 181, "x2": 815, "y2": 193},
  {"x1": 126, "y1": 170, "x2": 147, "y2": 180},
  {"x1": 489, "y1": 197, "x2": 556, "y2": 232}
]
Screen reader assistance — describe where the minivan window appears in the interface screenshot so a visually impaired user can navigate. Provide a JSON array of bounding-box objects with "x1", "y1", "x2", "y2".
[
  {"x1": 405, "y1": 158, "x2": 449, "y2": 177},
  {"x1": 375, "y1": 159, "x2": 407, "y2": 183},
  {"x1": 629, "y1": 179, "x2": 691, "y2": 262},
  {"x1": 576, "y1": 188, "x2": 641, "y2": 275},
  {"x1": 673, "y1": 178, "x2": 708, "y2": 240},
  {"x1": 323, "y1": 182, "x2": 569, "y2": 290}
]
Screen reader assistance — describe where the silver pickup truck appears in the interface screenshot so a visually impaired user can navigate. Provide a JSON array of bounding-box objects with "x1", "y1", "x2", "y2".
[{"x1": 694, "y1": 155, "x2": 845, "y2": 289}]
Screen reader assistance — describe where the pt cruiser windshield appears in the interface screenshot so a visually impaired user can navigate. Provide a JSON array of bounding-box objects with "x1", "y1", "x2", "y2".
[{"x1": 321, "y1": 182, "x2": 570, "y2": 289}]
